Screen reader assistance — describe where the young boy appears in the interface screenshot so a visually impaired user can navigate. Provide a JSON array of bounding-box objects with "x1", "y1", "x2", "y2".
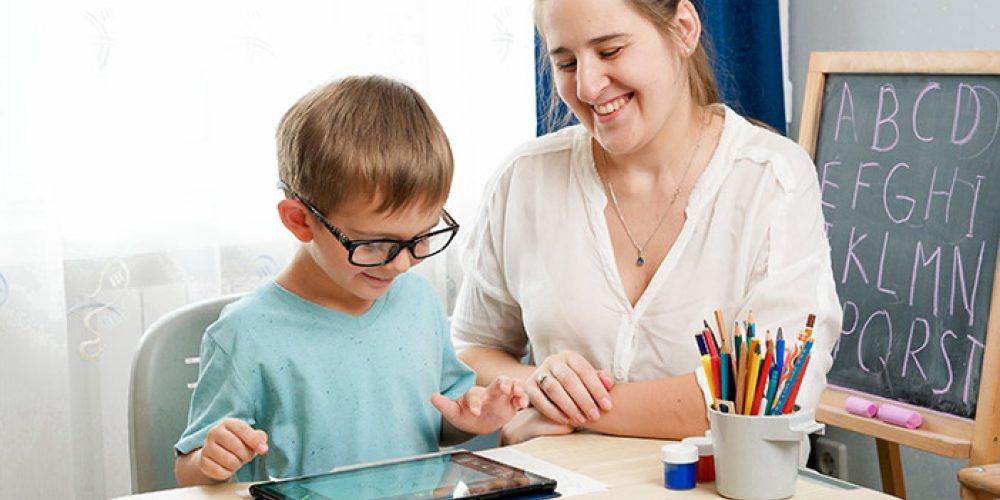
[{"x1": 174, "y1": 75, "x2": 528, "y2": 486}]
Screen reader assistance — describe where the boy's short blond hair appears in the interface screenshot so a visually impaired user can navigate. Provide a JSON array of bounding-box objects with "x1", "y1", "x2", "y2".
[{"x1": 276, "y1": 75, "x2": 453, "y2": 215}]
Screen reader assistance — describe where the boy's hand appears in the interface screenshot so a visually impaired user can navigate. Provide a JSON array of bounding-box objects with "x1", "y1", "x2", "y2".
[
  {"x1": 198, "y1": 418, "x2": 269, "y2": 481},
  {"x1": 432, "y1": 376, "x2": 529, "y2": 435},
  {"x1": 499, "y1": 408, "x2": 574, "y2": 446}
]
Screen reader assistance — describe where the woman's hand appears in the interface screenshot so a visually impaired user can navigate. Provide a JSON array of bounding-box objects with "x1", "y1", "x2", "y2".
[
  {"x1": 527, "y1": 351, "x2": 614, "y2": 426},
  {"x1": 500, "y1": 408, "x2": 575, "y2": 445}
]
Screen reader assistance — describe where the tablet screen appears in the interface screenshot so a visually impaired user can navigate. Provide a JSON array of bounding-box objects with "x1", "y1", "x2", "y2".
[{"x1": 249, "y1": 451, "x2": 557, "y2": 499}]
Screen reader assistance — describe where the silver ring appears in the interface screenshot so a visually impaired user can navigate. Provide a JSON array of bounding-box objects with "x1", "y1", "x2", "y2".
[{"x1": 536, "y1": 373, "x2": 551, "y2": 388}]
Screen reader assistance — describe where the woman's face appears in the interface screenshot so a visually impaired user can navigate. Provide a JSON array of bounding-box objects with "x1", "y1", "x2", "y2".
[{"x1": 539, "y1": 0, "x2": 693, "y2": 156}]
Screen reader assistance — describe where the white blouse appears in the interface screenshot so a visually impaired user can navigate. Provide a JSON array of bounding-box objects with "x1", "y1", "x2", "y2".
[{"x1": 451, "y1": 106, "x2": 842, "y2": 415}]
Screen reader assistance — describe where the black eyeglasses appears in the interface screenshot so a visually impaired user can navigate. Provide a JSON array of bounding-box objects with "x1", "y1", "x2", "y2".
[{"x1": 277, "y1": 181, "x2": 459, "y2": 267}]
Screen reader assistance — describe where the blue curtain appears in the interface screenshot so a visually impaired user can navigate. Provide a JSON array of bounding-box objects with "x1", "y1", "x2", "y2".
[
  {"x1": 698, "y1": 0, "x2": 786, "y2": 134},
  {"x1": 535, "y1": 1, "x2": 786, "y2": 136}
]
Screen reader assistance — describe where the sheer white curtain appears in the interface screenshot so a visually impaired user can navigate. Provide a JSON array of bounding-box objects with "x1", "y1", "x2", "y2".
[{"x1": 0, "y1": 1, "x2": 536, "y2": 498}]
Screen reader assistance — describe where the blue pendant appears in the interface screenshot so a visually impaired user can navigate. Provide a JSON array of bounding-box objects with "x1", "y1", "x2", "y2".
[{"x1": 636, "y1": 256, "x2": 645, "y2": 266}]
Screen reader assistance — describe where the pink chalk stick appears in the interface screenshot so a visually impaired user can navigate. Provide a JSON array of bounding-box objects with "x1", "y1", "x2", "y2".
[
  {"x1": 876, "y1": 403, "x2": 923, "y2": 429},
  {"x1": 844, "y1": 396, "x2": 877, "y2": 418}
]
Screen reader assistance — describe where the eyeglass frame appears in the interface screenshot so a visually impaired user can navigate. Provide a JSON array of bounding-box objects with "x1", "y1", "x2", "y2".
[{"x1": 277, "y1": 181, "x2": 459, "y2": 267}]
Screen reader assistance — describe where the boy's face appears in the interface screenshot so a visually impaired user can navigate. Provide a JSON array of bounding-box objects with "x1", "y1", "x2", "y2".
[{"x1": 307, "y1": 196, "x2": 445, "y2": 309}]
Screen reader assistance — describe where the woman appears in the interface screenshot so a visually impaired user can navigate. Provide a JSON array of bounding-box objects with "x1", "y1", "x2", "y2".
[{"x1": 452, "y1": 0, "x2": 841, "y2": 443}]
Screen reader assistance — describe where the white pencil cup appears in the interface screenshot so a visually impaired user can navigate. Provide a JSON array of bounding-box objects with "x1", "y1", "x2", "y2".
[{"x1": 707, "y1": 407, "x2": 824, "y2": 500}]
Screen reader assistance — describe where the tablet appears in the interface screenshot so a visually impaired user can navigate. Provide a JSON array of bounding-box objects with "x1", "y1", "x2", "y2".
[{"x1": 249, "y1": 450, "x2": 558, "y2": 500}]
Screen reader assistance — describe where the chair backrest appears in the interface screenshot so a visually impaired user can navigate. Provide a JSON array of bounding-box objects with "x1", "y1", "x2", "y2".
[{"x1": 128, "y1": 293, "x2": 243, "y2": 494}]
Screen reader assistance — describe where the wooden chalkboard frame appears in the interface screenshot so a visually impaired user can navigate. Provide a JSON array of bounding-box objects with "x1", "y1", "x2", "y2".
[{"x1": 797, "y1": 51, "x2": 1000, "y2": 499}]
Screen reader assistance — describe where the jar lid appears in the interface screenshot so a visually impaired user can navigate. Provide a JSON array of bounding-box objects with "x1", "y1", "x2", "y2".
[
  {"x1": 661, "y1": 443, "x2": 698, "y2": 463},
  {"x1": 681, "y1": 436, "x2": 714, "y2": 455}
]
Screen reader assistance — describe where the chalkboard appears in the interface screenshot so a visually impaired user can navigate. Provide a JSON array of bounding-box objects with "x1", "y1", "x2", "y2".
[
  {"x1": 815, "y1": 58, "x2": 1000, "y2": 418},
  {"x1": 812, "y1": 71, "x2": 1000, "y2": 419},
  {"x1": 800, "y1": 53, "x2": 1000, "y2": 499}
]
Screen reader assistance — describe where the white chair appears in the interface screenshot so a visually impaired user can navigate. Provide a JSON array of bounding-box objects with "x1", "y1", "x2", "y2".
[{"x1": 128, "y1": 293, "x2": 243, "y2": 493}]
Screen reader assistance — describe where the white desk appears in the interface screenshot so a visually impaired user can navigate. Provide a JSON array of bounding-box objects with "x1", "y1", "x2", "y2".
[{"x1": 116, "y1": 433, "x2": 898, "y2": 499}]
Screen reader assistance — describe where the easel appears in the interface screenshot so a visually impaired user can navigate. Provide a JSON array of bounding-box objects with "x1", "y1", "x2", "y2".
[{"x1": 797, "y1": 51, "x2": 1000, "y2": 500}]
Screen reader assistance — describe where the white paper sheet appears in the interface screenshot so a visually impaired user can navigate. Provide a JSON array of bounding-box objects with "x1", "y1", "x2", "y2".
[{"x1": 476, "y1": 447, "x2": 609, "y2": 498}]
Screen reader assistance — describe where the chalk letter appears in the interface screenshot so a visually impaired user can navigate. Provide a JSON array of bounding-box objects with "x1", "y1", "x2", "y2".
[
  {"x1": 876, "y1": 231, "x2": 898, "y2": 298},
  {"x1": 872, "y1": 84, "x2": 900, "y2": 152},
  {"x1": 923, "y1": 167, "x2": 958, "y2": 223},
  {"x1": 951, "y1": 83, "x2": 982, "y2": 146},
  {"x1": 958, "y1": 175, "x2": 985, "y2": 238},
  {"x1": 963, "y1": 334, "x2": 986, "y2": 404},
  {"x1": 912, "y1": 82, "x2": 941, "y2": 142},
  {"x1": 835, "y1": 81, "x2": 860, "y2": 143},
  {"x1": 909, "y1": 241, "x2": 942, "y2": 317},
  {"x1": 883, "y1": 162, "x2": 915, "y2": 224},
  {"x1": 834, "y1": 300, "x2": 860, "y2": 360},
  {"x1": 857, "y1": 310, "x2": 892, "y2": 373},
  {"x1": 963, "y1": 85, "x2": 1000, "y2": 159},
  {"x1": 852, "y1": 161, "x2": 879, "y2": 210},
  {"x1": 950, "y1": 240, "x2": 986, "y2": 326},
  {"x1": 931, "y1": 330, "x2": 958, "y2": 395},
  {"x1": 842, "y1": 226, "x2": 870, "y2": 285},
  {"x1": 901, "y1": 317, "x2": 930, "y2": 380},
  {"x1": 820, "y1": 161, "x2": 841, "y2": 210}
]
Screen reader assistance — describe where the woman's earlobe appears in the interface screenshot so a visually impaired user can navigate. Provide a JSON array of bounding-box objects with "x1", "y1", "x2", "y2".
[{"x1": 675, "y1": 0, "x2": 702, "y2": 52}]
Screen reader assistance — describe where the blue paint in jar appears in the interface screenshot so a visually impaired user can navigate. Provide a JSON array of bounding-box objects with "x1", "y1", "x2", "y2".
[{"x1": 661, "y1": 443, "x2": 698, "y2": 490}]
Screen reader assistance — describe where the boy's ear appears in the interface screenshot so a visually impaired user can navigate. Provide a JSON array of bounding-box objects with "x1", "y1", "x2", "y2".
[{"x1": 277, "y1": 199, "x2": 316, "y2": 243}]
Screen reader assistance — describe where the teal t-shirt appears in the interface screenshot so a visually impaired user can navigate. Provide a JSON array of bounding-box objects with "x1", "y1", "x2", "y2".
[{"x1": 174, "y1": 272, "x2": 476, "y2": 482}]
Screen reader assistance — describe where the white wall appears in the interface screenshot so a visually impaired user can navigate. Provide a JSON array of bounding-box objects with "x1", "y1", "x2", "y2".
[
  {"x1": 0, "y1": 1, "x2": 536, "y2": 499},
  {"x1": 787, "y1": 2, "x2": 1000, "y2": 499}
]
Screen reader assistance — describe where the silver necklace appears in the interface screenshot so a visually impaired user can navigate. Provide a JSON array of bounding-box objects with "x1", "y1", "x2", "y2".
[{"x1": 601, "y1": 124, "x2": 706, "y2": 266}]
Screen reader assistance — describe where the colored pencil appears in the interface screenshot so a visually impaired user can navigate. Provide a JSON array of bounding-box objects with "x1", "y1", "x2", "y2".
[
  {"x1": 743, "y1": 343, "x2": 762, "y2": 415},
  {"x1": 763, "y1": 367, "x2": 779, "y2": 415},
  {"x1": 750, "y1": 342, "x2": 774, "y2": 416},
  {"x1": 701, "y1": 354, "x2": 717, "y2": 408},
  {"x1": 773, "y1": 339, "x2": 814, "y2": 414},
  {"x1": 720, "y1": 353, "x2": 731, "y2": 402},
  {"x1": 782, "y1": 355, "x2": 812, "y2": 414},
  {"x1": 735, "y1": 334, "x2": 747, "y2": 413}
]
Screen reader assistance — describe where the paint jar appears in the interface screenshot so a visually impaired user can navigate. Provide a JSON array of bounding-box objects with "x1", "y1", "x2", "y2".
[
  {"x1": 682, "y1": 435, "x2": 715, "y2": 482},
  {"x1": 661, "y1": 443, "x2": 698, "y2": 490},
  {"x1": 708, "y1": 407, "x2": 824, "y2": 500}
]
